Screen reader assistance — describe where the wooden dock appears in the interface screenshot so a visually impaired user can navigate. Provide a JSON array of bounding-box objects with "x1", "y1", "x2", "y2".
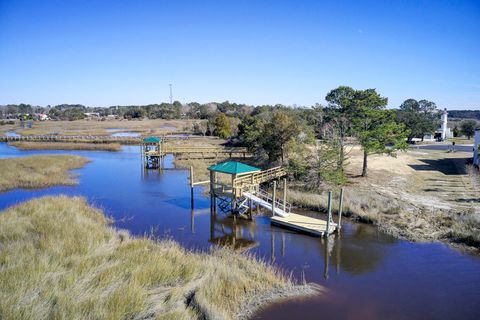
[
  {"x1": 271, "y1": 213, "x2": 337, "y2": 237},
  {"x1": 190, "y1": 161, "x2": 344, "y2": 238}
]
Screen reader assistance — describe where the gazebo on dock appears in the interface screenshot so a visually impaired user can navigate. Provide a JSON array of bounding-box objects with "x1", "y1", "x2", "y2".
[
  {"x1": 142, "y1": 137, "x2": 165, "y2": 168},
  {"x1": 208, "y1": 161, "x2": 261, "y2": 199}
]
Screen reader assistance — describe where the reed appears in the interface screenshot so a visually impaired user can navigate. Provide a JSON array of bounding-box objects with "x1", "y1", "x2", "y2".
[
  {"x1": 0, "y1": 155, "x2": 89, "y2": 192},
  {"x1": 15, "y1": 119, "x2": 203, "y2": 136},
  {"x1": 0, "y1": 196, "x2": 316, "y2": 320},
  {"x1": 9, "y1": 141, "x2": 122, "y2": 151}
]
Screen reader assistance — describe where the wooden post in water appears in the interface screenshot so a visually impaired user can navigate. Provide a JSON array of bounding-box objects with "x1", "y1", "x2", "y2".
[
  {"x1": 190, "y1": 166, "x2": 194, "y2": 208},
  {"x1": 249, "y1": 198, "x2": 253, "y2": 220},
  {"x1": 282, "y1": 178, "x2": 287, "y2": 212},
  {"x1": 272, "y1": 181, "x2": 277, "y2": 216},
  {"x1": 338, "y1": 188, "x2": 344, "y2": 231},
  {"x1": 326, "y1": 191, "x2": 332, "y2": 236}
]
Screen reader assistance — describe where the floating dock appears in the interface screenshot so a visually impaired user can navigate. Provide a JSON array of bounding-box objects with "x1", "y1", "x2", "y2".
[{"x1": 271, "y1": 213, "x2": 337, "y2": 237}]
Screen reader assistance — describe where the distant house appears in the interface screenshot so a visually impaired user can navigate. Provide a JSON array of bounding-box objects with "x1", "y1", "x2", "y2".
[
  {"x1": 84, "y1": 112, "x2": 100, "y2": 120},
  {"x1": 38, "y1": 113, "x2": 49, "y2": 121},
  {"x1": 474, "y1": 129, "x2": 480, "y2": 167}
]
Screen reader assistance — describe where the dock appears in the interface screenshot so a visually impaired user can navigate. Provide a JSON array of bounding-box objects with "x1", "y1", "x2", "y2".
[
  {"x1": 271, "y1": 213, "x2": 337, "y2": 237},
  {"x1": 190, "y1": 161, "x2": 343, "y2": 238}
]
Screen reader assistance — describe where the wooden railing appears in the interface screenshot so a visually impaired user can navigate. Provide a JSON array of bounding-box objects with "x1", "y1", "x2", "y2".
[
  {"x1": 251, "y1": 188, "x2": 292, "y2": 214},
  {"x1": 233, "y1": 166, "x2": 288, "y2": 188}
]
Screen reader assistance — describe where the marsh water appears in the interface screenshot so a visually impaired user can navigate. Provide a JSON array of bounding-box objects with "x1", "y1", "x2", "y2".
[
  {"x1": 0, "y1": 143, "x2": 479, "y2": 320},
  {"x1": 105, "y1": 128, "x2": 141, "y2": 137}
]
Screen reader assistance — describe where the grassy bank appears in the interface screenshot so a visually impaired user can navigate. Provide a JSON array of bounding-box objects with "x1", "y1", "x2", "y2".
[
  {"x1": 0, "y1": 155, "x2": 89, "y2": 192},
  {"x1": 289, "y1": 149, "x2": 480, "y2": 250},
  {"x1": 9, "y1": 141, "x2": 122, "y2": 151},
  {"x1": 0, "y1": 196, "x2": 315, "y2": 319},
  {"x1": 175, "y1": 158, "x2": 216, "y2": 182}
]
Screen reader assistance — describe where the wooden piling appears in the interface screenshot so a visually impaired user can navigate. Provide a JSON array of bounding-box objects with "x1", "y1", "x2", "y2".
[
  {"x1": 326, "y1": 191, "x2": 332, "y2": 236},
  {"x1": 283, "y1": 178, "x2": 287, "y2": 212},
  {"x1": 190, "y1": 166, "x2": 194, "y2": 207},
  {"x1": 249, "y1": 199, "x2": 253, "y2": 220},
  {"x1": 272, "y1": 181, "x2": 277, "y2": 215},
  {"x1": 338, "y1": 188, "x2": 344, "y2": 231}
]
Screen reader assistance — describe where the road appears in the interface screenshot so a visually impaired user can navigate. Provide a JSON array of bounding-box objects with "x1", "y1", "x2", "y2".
[{"x1": 412, "y1": 144, "x2": 473, "y2": 153}]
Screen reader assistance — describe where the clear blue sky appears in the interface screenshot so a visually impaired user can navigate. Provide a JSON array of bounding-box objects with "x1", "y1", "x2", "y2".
[{"x1": 0, "y1": 0, "x2": 479, "y2": 109}]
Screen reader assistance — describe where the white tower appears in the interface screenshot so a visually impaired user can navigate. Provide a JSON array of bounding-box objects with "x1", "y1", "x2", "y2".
[
  {"x1": 441, "y1": 108, "x2": 448, "y2": 140},
  {"x1": 474, "y1": 129, "x2": 480, "y2": 166}
]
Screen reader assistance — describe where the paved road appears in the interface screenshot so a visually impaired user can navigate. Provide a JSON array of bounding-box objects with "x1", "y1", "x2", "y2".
[{"x1": 412, "y1": 144, "x2": 473, "y2": 152}]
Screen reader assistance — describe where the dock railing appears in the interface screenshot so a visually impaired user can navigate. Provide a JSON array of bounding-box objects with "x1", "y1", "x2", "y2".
[{"x1": 233, "y1": 166, "x2": 287, "y2": 188}]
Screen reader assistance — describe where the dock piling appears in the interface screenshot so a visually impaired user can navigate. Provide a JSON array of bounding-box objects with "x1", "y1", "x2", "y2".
[
  {"x1": 272, "y1": 181, "x2": 277, "y2": 216},
  {"x1": 326, "y1": 191, "x2": 332, "y2": 236},
  {"x1": 190, "y1": 166, "x2": 194, "y2": 207},
  {"x1": 338, "y1": 188, "x2": 344, "y2": 231}
]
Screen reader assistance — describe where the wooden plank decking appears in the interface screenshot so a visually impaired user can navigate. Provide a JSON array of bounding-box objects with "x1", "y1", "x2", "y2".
[{"x1": 271, "y1": 213, "x2": 337, "y2": 237}]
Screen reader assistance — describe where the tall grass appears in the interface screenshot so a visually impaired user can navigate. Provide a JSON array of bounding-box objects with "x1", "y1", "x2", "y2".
[
  {"x1": 16, "y1": 119, "x2": 203, "y2": 136},
  {"x1": 0, "y1": 196, "x2": 315, "y2": 319},
  {"x1": 9, "y1": 141, "x2": 122, "y2": 151},
  {"x1": 0, "y1": 155, "x2": 89, "y2": 192},
  {"x1": 287, "y1": 188, "x2": 403, "y2": 224}
]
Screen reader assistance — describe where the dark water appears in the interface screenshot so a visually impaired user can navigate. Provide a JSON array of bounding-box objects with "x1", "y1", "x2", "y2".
[{"x1": 0, "y1": 143, "x2": 479, "y2": 320}]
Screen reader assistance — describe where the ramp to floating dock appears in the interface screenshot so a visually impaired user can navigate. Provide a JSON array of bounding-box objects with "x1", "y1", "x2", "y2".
[
  {"x1": 242, "y1": 192, "x2": 290, "y2": 217},
  {"x1": 271, "y1": 213, "x2": 337, "y2": 237}
]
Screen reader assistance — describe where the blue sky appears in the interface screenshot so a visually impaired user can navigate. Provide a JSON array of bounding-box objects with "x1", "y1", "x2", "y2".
[{"x1": 0, "y1": 0, "x2": 479, "y2": 109}]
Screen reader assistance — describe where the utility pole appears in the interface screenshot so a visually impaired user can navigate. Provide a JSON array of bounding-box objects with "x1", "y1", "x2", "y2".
[{"x1": 169, "y1": 84, "x2": 173, "y2": 104}]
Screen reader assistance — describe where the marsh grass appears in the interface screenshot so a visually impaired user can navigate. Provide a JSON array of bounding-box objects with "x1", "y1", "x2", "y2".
[
  {"x1": 287, "y1": 188, "x2": 400, "y2": 224},
  {"x1": 16, "y1": 119, "x2": 203, "y2": 136},
  {"x1": 174, "y1": 158, "x2": 217, "y2": 182},
  {"x1": 9, "y1": 141, "x2": 122, "y2": 151},
  {"x1": 0, "y1": 196, "x2": 315, "y2": 319},
  {"x1": 0, "y1": 155, "x2": 89, "y2": 192}
]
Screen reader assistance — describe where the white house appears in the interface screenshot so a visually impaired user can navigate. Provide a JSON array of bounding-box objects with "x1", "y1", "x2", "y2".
[
  {"x1": 38, "y1": 113, "x2": 49, "y2": 121},
  {"x1": 474, "y1": 129, "x2": 480, "y2": 167}
]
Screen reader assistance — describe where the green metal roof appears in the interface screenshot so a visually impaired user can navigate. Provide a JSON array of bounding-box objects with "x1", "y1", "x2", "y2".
[
  {"x1": 208, "y1": 161, "x2": 260, "y2": 175},
  {"x1": 143, "y1": 137, "x2": 161, "y2": 143}
]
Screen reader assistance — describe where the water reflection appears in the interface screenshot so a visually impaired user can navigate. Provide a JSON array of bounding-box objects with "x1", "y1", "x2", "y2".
[
  {"x1": 188, "y1": 191, "x2": 396, "y2": 280},
  {"x1": 335, "y1": 224, "x2": 397, "y2": 275}
]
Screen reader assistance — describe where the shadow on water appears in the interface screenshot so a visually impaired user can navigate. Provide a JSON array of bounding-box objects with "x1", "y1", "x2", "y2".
[{"x1": 1, "y1": 143, "x2": 480, "y2": 320}]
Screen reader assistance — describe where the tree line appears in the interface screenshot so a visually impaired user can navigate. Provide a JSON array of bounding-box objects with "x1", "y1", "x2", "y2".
[{"x1": 2, "y1": 87, "x2": 479, "y2": 185}]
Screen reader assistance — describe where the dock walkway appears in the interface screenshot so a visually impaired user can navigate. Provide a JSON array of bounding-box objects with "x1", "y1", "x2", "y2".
[
  {"x1": 271, "y1": 213, "x2": 337, "y2": 237},
  {"x1": 243, "y1": 189, "x2": 337, "y2": 236},
  {"x1": 243, "y1": 191, "x2": 290, "y2": 217}
]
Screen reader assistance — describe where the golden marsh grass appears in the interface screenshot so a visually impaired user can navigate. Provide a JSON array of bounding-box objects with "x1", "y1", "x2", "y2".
[
  {"x1": 0, "y1": 155, "x2": 89, "y2": 192},
  {"x1": 0, "y1": 196, "x2": 316, "y2": 319},
  {"x1": 9, "y1": 141, "x2": 122, "y2": 151}
]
